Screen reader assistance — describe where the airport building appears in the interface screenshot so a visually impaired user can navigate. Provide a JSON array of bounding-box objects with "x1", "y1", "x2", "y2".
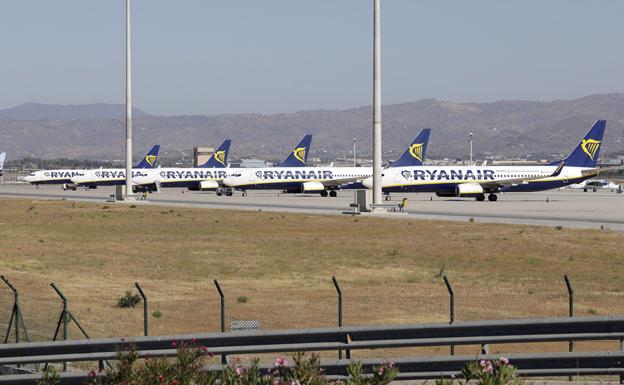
[
  {"x1": 193, "y1": 146, "x2": 215, "y2": 167},
  {"x1": 229, "y1": 159, "x2": 269, "y2": 168}
]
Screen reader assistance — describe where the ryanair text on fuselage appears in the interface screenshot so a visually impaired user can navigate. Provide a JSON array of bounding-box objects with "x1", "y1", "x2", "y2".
[
  {"x1": 160, "y1": 170, "x2": 228, "y2": 180},
  {"x1": 94, "y1": 170, "x2": 148, "y2": 178}
]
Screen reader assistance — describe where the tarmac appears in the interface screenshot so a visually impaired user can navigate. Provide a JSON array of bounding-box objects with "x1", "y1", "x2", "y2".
[{"x1": 1, "y1": 183, "x2": 623, "y2": 231}]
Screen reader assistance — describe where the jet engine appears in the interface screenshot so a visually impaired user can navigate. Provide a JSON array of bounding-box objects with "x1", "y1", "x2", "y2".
[{"x1": 455, "y1": 183, "x2": 484, "y2": 196}]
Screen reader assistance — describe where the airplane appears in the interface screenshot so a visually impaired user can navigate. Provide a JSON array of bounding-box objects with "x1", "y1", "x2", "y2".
[
  {"x1": 361, "y1": 120, "x2": 609, "y2": 201},
  {"x1": 25, "y1": 145, "x2": 161, "y2": 190},
  {"x1": 131, "y1": 139, "x2": 233, "y2": 194},
  {"x1": 222, "y1": 129, "x2": 432, "y2": 197},
  {"x1": 568, "y1": 179, "x2": 620, "y2": 192},
  {"x1": 132, "y1": 135, "x2": 314, "y2": 196},
  {"x1": 0, "y1": 152, "x2": 5, "y2": 178}
]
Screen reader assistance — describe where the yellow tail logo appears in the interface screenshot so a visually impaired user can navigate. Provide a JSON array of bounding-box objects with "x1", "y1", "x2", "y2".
[
  {"x1": 581, "y1": 139, "x2": 601, "y2": 160},
  {"x1": 213, "y1": 150, "x2": 226, "y2": 165},
  {"x1": 145, "y1": 155, "x2": 157, "y2": 166},
  {"x1": 408, "y1": 143, "x2": 424, "y2": 162},
  {"x1": 293, "y1": 147, "x2": 307, "y2": 164}
]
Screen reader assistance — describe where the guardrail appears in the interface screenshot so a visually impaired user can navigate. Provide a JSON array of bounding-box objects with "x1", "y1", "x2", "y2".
[{"x1": 1, "y1": 316, "x2": 623, "y2": 384}]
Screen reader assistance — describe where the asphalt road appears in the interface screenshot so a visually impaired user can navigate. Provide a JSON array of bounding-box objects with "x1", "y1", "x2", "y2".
[{"x1": 1, "y1": 184, "x2": 623, "y2": 231}]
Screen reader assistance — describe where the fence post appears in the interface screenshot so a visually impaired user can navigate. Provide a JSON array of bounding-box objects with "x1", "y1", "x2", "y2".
[
  {"x1": 213, "y1": 279, "x2": 226, "y2": 365},
  {"x1": 564, "y1": 275, "x2": 574, "y2": 353},
  {"x1": 332, "y1": 276, "x2": 349, "y2": 359},
  {"x1": 443, "y1": 275, "x2": 455, "y2": 355},
  {"x1": 564, "y1": 275, "x2": 574, "y2": 382},
  {"x1": 50, "y1": 283, "x2": 69, "y2": 372},
  {"x1": 1, "y1": 276, "x2": 30, "y2": 344},
  {"x1": 50, "y1": 283, "x2": 98, "y2": 370},
  {"x1": 135, "y1": 282, "x2": 148, "y2": 336}
]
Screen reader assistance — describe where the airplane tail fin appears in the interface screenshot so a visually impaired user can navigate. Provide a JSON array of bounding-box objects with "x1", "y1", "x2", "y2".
[
  {"x1": 276, "y1": 134, "x2": 312, "y2": 167},
  {"x1": 388, "y1": 128, "x2": 431, "y2": 168},
  {"x1": 562, "y1": 120, "x2": 606, "y2": 168},
  {"x1": 199, "y1": 139, "x2": 231, "y2": 168},
  {"x1": 0, "y1": 152, "x2": 5, "y2": 177},
  {"x1": 135, "y1": 145, "x2": 160, "y2": 169}
]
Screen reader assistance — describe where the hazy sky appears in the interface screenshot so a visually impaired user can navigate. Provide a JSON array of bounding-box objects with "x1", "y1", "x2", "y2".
[{"x1": 2, "y1": 1, "x2": 624, "y2": 115}]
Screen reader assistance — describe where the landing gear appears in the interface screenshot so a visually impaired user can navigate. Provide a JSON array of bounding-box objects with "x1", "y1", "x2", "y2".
[
  {"x1": 216, "y1": 191, "x2": 222, "y2": 196},
  {"x1": 320, "y1": 190, "x2": 329, "y2": 197},
  {"x1": 488, "y1": 194, "x2": 498, "y2": 202},
  {"x1": 329, "y1": 190, "x2": 337, "y2": 198},
  {"x1": 385, "y1": 195, "x2": 391, "y2": 201},
  {"x1": 242, "y1": 191, "x2": 247, "y2": 197},
  {"x1": 476, "y1": 194, "x2": 485, "y2": 202}
]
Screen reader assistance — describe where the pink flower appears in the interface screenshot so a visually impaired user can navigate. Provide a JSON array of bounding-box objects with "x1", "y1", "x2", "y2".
[
  {"x1": 191, "y1": 337, "x2": 197, "y2": 344},
  {"x1": 484, "y1": 363, "x2": 494, "y2": 374},
  {"x1": 235, "y1": 366, "x2": 245, "y2": 376},
  {"x1": 291, "y1": 380, "x2": 301, "y2": 385},
  {"x1": 88, "y1": 370, "x2": 96, "y2": 377},
  {"x1": 274, "y1": 357, "x2": 289, "y2": 367},
  {"x1": 499, "y1": 357, "x2": 509, "y2": 365},
  {"x1": 172, "y1": 340, "x2": 177, "y2": 348}
]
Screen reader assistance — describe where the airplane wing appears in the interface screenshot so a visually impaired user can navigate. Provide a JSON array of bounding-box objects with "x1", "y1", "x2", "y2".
[
  {"x1": 321, "y1": 177, "x2": 364, "y2": 188},
  {"x1": 581, "y1": 165, "x2": 624, "y2": 178},
  {"x1": 478, "y1": 161, "x2": 566, "y2": 190}
]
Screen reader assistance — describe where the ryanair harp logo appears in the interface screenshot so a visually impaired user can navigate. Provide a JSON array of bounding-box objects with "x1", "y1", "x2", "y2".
[
  {"x1": 293, "y1": 147, "x2": 307, "y2": 164},
  {"x1": 408, "y1": 143, "x2": 424, "y2": 162},
  {"x1": 581, "y1": 139, "x2": 601, "y2": 160},
  {"x1": 145, "y1": 155, "x2": 157, "y2": 166},
  {"x1": 213, "y1": 150, "x2": 226, "y2": 165}
]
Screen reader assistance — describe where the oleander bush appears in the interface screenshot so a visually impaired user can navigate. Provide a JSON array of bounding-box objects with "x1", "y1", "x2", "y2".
[
  {"x1": 36, "y1": 341, "x2": 398, "y2": 385},
  {"x1": 436, "y1": 357, "x2": 520, "y2": 385}
]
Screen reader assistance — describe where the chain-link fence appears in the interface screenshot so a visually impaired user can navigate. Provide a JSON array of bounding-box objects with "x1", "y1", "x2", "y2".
[{"x1": 1, "y1": 276, "x2": 623, "y2": 343}]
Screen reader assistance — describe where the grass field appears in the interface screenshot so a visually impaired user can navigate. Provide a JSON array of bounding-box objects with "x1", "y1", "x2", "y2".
[{"x1": 0, "y1": 197, "x2": 623, "y2": 356}]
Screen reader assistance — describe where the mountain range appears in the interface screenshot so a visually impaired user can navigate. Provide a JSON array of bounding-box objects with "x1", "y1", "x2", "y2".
[{"x1": 1, "y1": 94, "x2": 624, "y2": 162}]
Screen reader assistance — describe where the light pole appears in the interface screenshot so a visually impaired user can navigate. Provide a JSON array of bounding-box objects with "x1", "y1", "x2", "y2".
[
  {"x1": 353, "y1": 138, "x2": 358, "y2": 201},
  {"x1": 372, "y1": 0, "x2": 383, "y2": 211},
  {"x1": 469, "y1": 132, "x2": 474, "y2": 165},
  {"x1": 124, "y1": 0, "x2": 134, "y2": 198}
]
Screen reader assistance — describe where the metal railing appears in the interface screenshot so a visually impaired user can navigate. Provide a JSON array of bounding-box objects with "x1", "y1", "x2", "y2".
[{"x1": 0, "y1": 316, "x2": 624, "y2": 384}]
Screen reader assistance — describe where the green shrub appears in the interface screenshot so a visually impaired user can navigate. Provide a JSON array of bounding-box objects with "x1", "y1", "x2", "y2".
[
  {"x1": 152, "y1": 310, "x2": 163, "y2": 318},
  {"x1": 116, "y1": 290, "x2": 142, "y2": 308},
  {"x1": 237, "y1": 295, "x2": 248, "y2": 304},
  {"x1": 37, "y1": 366, "x2": 60, "y2": 385}
]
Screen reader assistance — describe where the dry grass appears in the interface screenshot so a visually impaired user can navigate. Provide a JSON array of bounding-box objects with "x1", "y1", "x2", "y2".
[{"x1": 0, "y1": 197, "x2": 623, "y2": 355}]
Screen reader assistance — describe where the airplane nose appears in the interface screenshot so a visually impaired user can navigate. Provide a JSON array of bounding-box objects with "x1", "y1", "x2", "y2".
[{"x1": 362, "y1": 177, "x2": 373, "y2": 189}]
